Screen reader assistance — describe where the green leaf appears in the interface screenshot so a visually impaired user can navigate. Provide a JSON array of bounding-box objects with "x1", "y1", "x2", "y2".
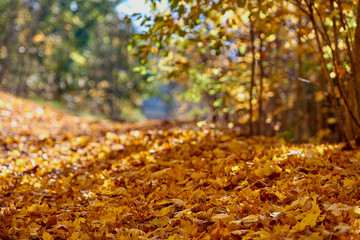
[
  {"x1": 238, "y1": 44, "x2": 247, "y2": 54},
  {"x1": 213, "y1": 98, "x2": 223, "y2": 107}
]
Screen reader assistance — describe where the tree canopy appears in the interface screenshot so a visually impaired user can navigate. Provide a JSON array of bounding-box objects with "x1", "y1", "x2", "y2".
[{"x1": 133, "y1": 0, "x2": 360, "y2": 146}]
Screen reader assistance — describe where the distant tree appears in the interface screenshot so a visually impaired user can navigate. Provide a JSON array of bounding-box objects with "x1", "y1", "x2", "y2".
[{"x1": 0, "y1": 0, "x2": 146, "y2": 121}]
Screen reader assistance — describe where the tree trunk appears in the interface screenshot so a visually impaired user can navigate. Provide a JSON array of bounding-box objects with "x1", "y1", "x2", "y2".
[
  {"x1": 331, "y1": 0, "x2": 354, "y2": 141},
  {"x1": 249, "y1": 16, "x2": 256, "y2": 136},
  {"x1": 354, "y1": 0, "x2": 360, "y2": 142},
  {"x1": 0, "y1": 0, "x2": 18, "y2": 86},
  {"x1": 258, "y1": 36, "x2": 264, "y2": 136},
  {"x1": 295, "y1": 18, "x2": 304, "y2": 142},
  {"x1": 307, "y1": 2, "x2": 351, "y2": 146},
  {"x1": 317, "y1": 70, "x2": 326, "y2": 137}
]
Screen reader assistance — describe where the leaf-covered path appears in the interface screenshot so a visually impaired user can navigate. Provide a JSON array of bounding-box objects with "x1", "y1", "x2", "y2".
[{"x1": 0, "y1": 92, "x2": 359, "y2": 239}]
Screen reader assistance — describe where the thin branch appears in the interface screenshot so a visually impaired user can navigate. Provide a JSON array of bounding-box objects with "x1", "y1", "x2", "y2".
[
  {"x1": 313, "y1": 5, "x2": 333, "y2": 47},
  {"x1": 289, "y1": 0, "x2": 310, "y2": 15}
]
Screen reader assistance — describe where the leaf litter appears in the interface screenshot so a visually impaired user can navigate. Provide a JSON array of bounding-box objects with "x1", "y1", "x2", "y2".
[{"x1": 0, "y1": 92, "x2": 359, "y2": 239}]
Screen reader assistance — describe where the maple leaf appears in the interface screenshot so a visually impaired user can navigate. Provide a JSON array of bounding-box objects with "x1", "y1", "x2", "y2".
[
  {"x1": 1, "y1": 93, "x2": 360, "y2": 239},
  {"x1": 42, "y1": 231, "x2": 54, "y2": 240},
  {"x1": 292, "y1": 197, "x2": 321, "y2": 231},
  {"x1": 254, "y1": 160, "x2": 282, "y2": 178}
]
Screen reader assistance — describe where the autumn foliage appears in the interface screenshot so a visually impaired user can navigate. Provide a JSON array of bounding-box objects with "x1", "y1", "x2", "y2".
[
  {"x1": 0, "y1": 92, "x2": 360, "y2": 239},
  {"x1": 134, "y1": 0, "x2": 360, "y2": 145}
]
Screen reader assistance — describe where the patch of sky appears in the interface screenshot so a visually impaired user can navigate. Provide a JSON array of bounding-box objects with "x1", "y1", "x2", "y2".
[
  {"x1": 117, "y1": 0, "x2": 169, "y2": 32},
  {"x1": 70, "y1": 1, "x2": 78, "y2": 12},
  {"x1": 117, "y1": 0, "x2": 152, "y2": 32}
]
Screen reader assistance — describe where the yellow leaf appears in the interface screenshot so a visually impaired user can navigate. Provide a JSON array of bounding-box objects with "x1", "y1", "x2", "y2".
[
  {"x1": 156, "y1": 199, "x2": 173, "y2": 206},
  {"x1": 211, "y1": 213, "x2": 231, "y2": 221},
  {"x1": 68, "y1": 232, "x2": 82, "y2": 240},
  {"x1": 98, "y1": 152, "x2": 106, "y2": 160},
  {"x1": 314, "y1": 91, "x2": 325, "y2": 102},
  {"x1": 171, "y1": 198, "x2": 187, "y2": 207},
  {"x1": 160, "y1": 205, "x2": 174, "y2": 215},
  {"x1": 230, "y1": 230, "x2": 247, "y2": 236},
  {"x1": 213, "y1": 148, "x2": 226, "y2": 158},
  {"x1": 42, "y1": 231, "x2": 54, "y2": 240},
  {"x1": 353, "y1": 206, "x2": 360, "y2": 215},
  {"x1": 12, "y1": 150, "x2": 20, "y2": 157},
  {"x1": 254, "y1": 160, "x2": 282, "y2": 178},
  {"x1": 301, "y1": 232, "x2": 324, "y2": 240},
  {"x1": 325, "y1": 203, "x2": 352, "y2": 216},
  {"x1": 149, "y1": 217, "x2": 169, "y2": 228},
  {"x1": 33, "y1": 33, "x2": 45, "y2": 43},
  {"x1": 220, "y1": 135, "x2": 232, "y2": 142},
  {"x1": 259, "y1": 231, "x2": 272, "y2": 238},
  {"x1": 29, "y1": 226, "x2": 40, "y2": 236},
  {"x1": 343, "y1": 177, "x2": 356, "y2": 189},
  {"x1": 334, "y1": 222, "x2": 352, "y2": 234},
  {"x1": 293, "y1": 198, "x2": 320, "y2": 231},
  {"x1": 27, "y1": 204, "x2": 38, "y2": 212}
]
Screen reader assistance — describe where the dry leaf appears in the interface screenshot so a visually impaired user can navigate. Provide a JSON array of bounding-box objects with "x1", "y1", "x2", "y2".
[{"x1": 0, "y1": 93, "x2": 359, "y2": 239}]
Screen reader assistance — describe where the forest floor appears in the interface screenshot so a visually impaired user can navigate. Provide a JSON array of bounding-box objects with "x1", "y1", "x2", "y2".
[{"x1": 0, "y1": 92, "x2": 359, "y2": 239}]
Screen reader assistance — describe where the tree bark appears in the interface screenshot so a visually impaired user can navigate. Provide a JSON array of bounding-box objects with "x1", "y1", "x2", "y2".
[
  {"x1": 355, "y1": 0, "x2": 360, "y2": 112},
  {"x1": 295, "y1": 18, "x2": 304, "y2": 142},
  {"x1": 258, "y1": 36, "x2": 264, "y2": 136},
  {"x1": 0, "y1": 0, "x2": 18, "y2": 86},
  {"x1": 307, "y1": 1, "x2": 351, "y2": 146},
  {"x1": 249, "y1": 16, "x2": 256, "y2": 136},
  {"x1": 354, "y1": 0, "x2": 360, "y2": 142}
]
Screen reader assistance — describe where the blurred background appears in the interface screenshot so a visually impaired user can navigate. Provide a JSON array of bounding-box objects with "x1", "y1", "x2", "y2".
[{"x1": 0, "y1": 0, "x2": 170, "y2": 122}]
